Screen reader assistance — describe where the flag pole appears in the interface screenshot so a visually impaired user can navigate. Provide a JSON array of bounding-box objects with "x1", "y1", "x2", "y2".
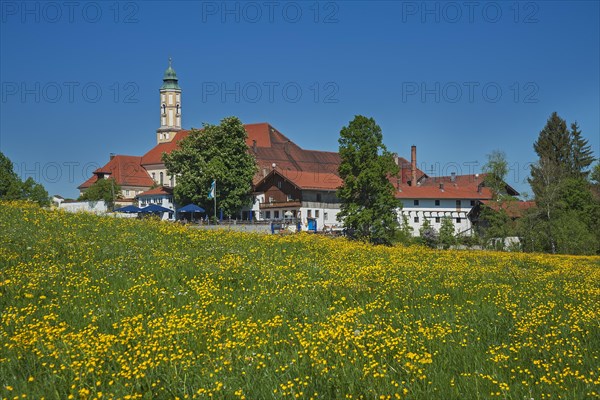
[{"x1": 213, "y1": 179, "x2": 217, "y2": 221}]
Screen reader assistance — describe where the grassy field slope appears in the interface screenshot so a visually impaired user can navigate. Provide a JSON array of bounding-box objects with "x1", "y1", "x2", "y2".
[{"x1": 1, "y1": 202, "x2": 599, "y2": 399}]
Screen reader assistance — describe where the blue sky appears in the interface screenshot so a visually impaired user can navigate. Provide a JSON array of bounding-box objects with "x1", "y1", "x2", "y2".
[{"x1": 1, "y1": 0, "x2": 598, "y2": 199}]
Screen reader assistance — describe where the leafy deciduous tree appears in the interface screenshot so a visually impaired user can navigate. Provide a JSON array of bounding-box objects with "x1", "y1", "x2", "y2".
[
  {"x1": 337, "y1": 115, "x2": 401, "y2": 245},
  {"x1": 483, "y1": 150, "x2": 509, "y2": 199},
  {"x1": 79, "y1": 178, "x2": 121, "y2": 210},
  {"x1": 164, "y1": 116, "x2": 256, "y2": 218},
  {"x1": 418, "y1": 218, "x2": 437, "y2": 248},
  {"x1": 438, "y1": 217, "x2": 457, "y2": 249},
  {"x1": 1, "y1": 151, "x2": 49, "y2": 206},
  {"x1": 21, "y1": 177, "x2": 51, "y2": 207}
]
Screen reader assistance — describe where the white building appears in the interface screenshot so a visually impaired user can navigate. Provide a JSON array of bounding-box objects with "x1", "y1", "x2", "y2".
[
  {"x1": 252, "y1": 170, "x2": 343, "y2": 231},
  {"x1": 136, "y1": 186, "x2": 175, "y2": 220},
  {"x1": 394, "y1": 146, "x2": 520, "y2": 236}
]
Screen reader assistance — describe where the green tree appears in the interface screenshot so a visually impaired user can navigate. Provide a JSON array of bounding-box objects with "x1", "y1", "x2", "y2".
[
  {"x1": 552, "y1": 211, "x2": 597, "y2": 255},
  {"x1": 528, "y1": 113, "x2": 573, "y2": 253},
  {"x1": 0, "y1": 151, "x2": 23, "y2": 200},
  {"x1": 395, "y1": 213, "x2": 414, "y2": 245},
  {"x1": 482, "y1": 150, "x2": 509, "y2": 198},
  {"x1": 1, "y1": 151, "x2": 50, "y2": 206},
  {"x1": 21, "y1": 177, "x2": 50, "y2": 207},
  {"x1": 479, "y1": 150, "x2": 517, "y2": 249},
  {"x1": 591, "y1": 161, "x2": 600, "y2": 185},
  {"x1": 337, "y1": 116, "x2": 401, "y2": 245},
  {"x1": 164, "y1": 116, "x2": 256, "y2": 218},
  {"x1": 569, "y1": 122, "x2": 594, "y2": 179},
  {"x1": 591, "y1": 161, "x2": 600, "y2": 201},
  {"x1": 438, "y1": 217, "x2": 457, "y2": 249},
  {"x1": 418, "y1": 218, "x2": 437, "y2": 248},
  {"x1": 79, "y1": 178, "x2": 121, "y2": 210},
  {"x1": 526, "y1": 113, "x2": 599, "y2": 254}
]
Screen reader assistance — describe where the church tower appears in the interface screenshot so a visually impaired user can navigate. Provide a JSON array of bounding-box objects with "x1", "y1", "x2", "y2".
[{"x1": 156, "y1": 58, "x2": 182, "y2": 144}]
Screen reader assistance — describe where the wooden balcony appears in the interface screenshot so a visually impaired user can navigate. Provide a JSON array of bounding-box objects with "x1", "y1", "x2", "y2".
[{"x1": 259, "y1": 200, "x2": 301, "y2": 209}]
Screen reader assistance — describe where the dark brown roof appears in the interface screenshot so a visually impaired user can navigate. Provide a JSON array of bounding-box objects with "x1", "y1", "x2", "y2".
[{"x1": 255, "y1": 169, "x2": 343, "y2": 192}]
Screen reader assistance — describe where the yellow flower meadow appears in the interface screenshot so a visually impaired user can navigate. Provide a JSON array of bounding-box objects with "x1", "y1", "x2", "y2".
[{"x1": 1, "y1": 201, "x2": 599, "y2": 399}]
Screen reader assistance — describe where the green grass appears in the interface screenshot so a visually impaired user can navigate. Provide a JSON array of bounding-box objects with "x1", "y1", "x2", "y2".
[{"x1": 1, "y1": 202, "x2": 599, "y2": 399}]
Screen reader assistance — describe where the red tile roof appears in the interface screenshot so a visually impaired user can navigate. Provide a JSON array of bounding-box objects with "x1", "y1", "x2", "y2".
[
  {"x1": 141, "y1": 130, "x2": 191, "y2": 166},
  {"x1": 417, "y1": 173, "x2": 519, "y2": 196},
  {"x1": 78, "y1": 155, "x2": 154, "y2": 189},
  {"x1": 139, "y1": 123, "x2": 342, "y2": 185},
  {"x1": 480, "y1": 200, "x2": 536, "y2": 218},
  {"x1": 394, "y1": 173, "x2": 519, "y2": 200},
  {"x1": 137, "y1": 186, "x2": 174, "y2": 197}
]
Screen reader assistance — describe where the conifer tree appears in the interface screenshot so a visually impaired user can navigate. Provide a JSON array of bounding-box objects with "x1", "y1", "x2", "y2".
[
  {"x1": 526, "y1": 112, "x2": 599, "y2": 254},
  {"x1": 569, "y1": 122, "x2": 594, "y2": 178}
]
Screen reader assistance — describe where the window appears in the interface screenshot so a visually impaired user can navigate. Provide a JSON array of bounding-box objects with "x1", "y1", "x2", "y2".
[
  {"x1": 160, "y1": 172, "x2": 164, "y2": 185},
  {"x1": 456, "y1": 200, "x2": 461, "y2": 207},
  {"x1": 456, "y1": 217, "x2": 462, "y2": 223},
  {"x1": 470, "y1": 200, "x2": 476, "y2": 206},
  {"x1": 324, "y1": 212, "x2": 328, "y2": 221},
  {"x1": 414, "y1": 216, "x2": 419, "y2": 223},
  {"x1": 435, "y1": 200, "x2": 440, "y2": 206},
  {"x1": 152, "y1": 172, "x2": 156, "y2": 181},
  {"x1": 274, "y1": 210, "x2": 279, "y2": 219},
  {"x1": 287, "y1": 194, "x2": 293, "y2": 201},
  {"x1": 277, "y1": 180, "x2": 282, "y2": 189},
  {"x1": 316, "y1": 193, "x2": 322, "y2": 202},
  {"x1": 266, "y1": 211, "x2": 271, "y2": 219},
  {"x1": 307, "y1": 210, "x2": 312, "y2": 218},
  {"x1": 315, "y1": 210, "x2": 320, "y2": 218},
  {"x1": 414, "y1": 200, "x2": 419, "y2": 206},
  {"x1": 435, "y1": 217, "x2": 440, "y2": 223}
]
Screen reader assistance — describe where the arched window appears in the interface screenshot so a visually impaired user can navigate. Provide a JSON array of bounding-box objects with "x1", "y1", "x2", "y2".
[{"x1": 160, "y1": 172, "x2": 164, "y2": 185}]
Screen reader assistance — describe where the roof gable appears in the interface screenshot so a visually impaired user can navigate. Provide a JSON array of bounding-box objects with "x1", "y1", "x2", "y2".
[{"x1": 79, "y1": 155, "x2": 154, "y2": 189}]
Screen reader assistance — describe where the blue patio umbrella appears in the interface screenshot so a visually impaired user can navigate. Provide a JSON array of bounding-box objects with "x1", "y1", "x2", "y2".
[
  {"x1": 178, "y1": 204, "x2": 205, "y2": 213},
  {"x1": 114, "y1": 205, "x2": 142, "y2": 213},
  {"x1": 140, "y1": 204, "x2": 173, "y2": 214},
  {"x1": 177, "y1": 204, "x2": 205, "y2": 221}
]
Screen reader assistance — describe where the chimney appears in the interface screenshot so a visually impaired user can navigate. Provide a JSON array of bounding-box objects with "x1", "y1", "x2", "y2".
[
  {"x1": 411, "y1": 145, "x2": 417, "y2": 186},
  {"x1": 110, "y1": 153, "x2": 116, "y2": 160},
  {"x1": 439, "y1": 183, "x2": 444, "y2": 191}
]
